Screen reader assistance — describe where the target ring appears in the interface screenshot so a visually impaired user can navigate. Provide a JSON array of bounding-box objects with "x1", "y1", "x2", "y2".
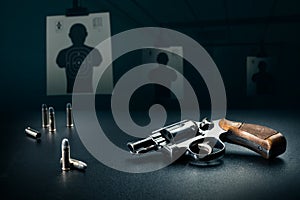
[
  {"x1": 66, "y1": 47, "x2": 91, "y2": 79},
  {"x1": 72, "y1": 27, "x2": 227, "y2": 173}
]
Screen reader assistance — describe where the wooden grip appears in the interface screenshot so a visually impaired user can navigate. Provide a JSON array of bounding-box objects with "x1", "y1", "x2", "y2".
[{"x1": 219, "y1": 119, "x2": 286, "y2": 159}]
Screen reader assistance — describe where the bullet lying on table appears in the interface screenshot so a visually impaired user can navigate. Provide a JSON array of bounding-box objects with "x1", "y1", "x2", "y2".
[
  {"x1": 61, "y1": 138, "x2": 87, "y2": 171},
  {"x1": 25, "y1": 127, "x2": 41, "y2": 139},
  {"x1": 70, "y1": 158, "x2": 87, "y2": 170},
  {"x1": 60, "y1": 158, "x2": 88, "y2": 170}
]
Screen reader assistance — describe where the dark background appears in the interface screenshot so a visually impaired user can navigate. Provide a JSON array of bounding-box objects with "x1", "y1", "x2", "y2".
[
  {"x1": 1, "y1": 0, "x2": 300, "y2": 111},
  {"x1": 1, "y1": 0, "x2": 300, "y2": 199}
]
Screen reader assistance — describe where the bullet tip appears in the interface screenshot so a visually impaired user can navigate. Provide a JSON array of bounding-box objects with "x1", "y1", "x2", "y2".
[
  {"x1": 62, "y1": 138, "x2": 69, "y2": 147},
  {"x1": 66, "y1": 103, "x2": 72, "y2": 108},
  {"x1": 49, "y1": 107, "x2": 54, "y2": 113}
]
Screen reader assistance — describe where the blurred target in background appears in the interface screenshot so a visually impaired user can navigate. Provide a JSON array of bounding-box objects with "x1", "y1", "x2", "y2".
[{"x1": 46, "y1": 13, "x2": 113, "y2": 95}]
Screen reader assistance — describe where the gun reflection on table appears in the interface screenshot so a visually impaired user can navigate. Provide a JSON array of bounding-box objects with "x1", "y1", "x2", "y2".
[{"x1": 127, "y1": 118, "x2": 287, "y2": 164}]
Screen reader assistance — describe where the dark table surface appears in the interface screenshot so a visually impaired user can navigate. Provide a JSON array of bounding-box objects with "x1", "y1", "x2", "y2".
[{"x1": 1, "y1": 109, "x2": 299, "y2": 200}]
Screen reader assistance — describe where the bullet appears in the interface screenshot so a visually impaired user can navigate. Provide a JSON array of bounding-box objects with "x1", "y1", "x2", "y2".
[
  {"x1": 60, "y1": 158, "x2": 87, "y2": 170},
  {"x1": 25, "y1": 127, "x2": 41, "y2": 139},
  {"x1": 61, "y1": 138, "x2": 71, "y2": 171},
  {"x1": 41, "y1": 104, "x2": 49, "y2": 128},
  {"x1": 66, "y1": 103, "x2": 73, "y2": 127},
  {"x1": 70, "y1": 158, "x2": 87, "y2": 170},
  {"x1": 49, "y1": 107, "x2": 56, "y2": 132}
]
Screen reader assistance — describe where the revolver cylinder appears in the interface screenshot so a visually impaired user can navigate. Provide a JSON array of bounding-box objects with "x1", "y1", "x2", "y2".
[{"x1": 127, "y1": 120, "x2": 199, "y2": 154}]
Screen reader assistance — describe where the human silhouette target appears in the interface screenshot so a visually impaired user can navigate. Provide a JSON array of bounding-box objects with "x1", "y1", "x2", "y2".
[
  {"x1": 47, "y1": 13, "x2": 113, "y2": 95},
  {"x1": 56, "y1": 23, "x2": 102, "y2": 93}
]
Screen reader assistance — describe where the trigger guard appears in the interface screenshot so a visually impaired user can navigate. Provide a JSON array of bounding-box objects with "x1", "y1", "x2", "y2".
[{"x1": 186, "y1": 137, "x2": 226, "y2": 163}]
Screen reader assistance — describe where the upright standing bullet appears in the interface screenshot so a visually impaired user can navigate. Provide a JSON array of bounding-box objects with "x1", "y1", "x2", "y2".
[
  {"x1": 66, "y1": 103, "x2": 73, "y2": 127},
  {"x1": 61, "y1": 138, "x2": 71, "y2": 171},
  {"x1": 42, "y1": 104, "x2": 49, "y2": 128},
  {"x1": 49, "y1": 107, "x2": 56, "y2": 132}
]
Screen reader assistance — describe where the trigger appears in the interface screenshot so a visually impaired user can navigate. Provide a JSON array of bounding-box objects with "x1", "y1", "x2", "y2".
[
  {"x1": 186, "y1": 137, "x2": 226, "y2": 166},
  {"x1": 197, "y1": 142, "x2": 213, "y2": 155}
]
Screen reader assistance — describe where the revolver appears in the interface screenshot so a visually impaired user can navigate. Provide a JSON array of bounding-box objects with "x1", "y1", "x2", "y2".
[{"x1": 127, "y1": 118, "x2": 287, "y2": 163}]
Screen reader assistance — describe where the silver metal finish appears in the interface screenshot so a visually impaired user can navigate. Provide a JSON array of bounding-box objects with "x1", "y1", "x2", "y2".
[
  {"x1": 25, "y1": 127, "x2": 41, "y2": 139},
  {"x1": 66, "y1": 103, "x2": 74, "y2": 127},
  {"x1": 128, "y1": 119, "x2": 227, "y2": 163},
  {"x1": 60, "y1": 158, "x2": 87, "y2": 170},
  {"x1": 70, "y1": 158, "x2": 87, "y2": 170},
  {"x1": 60, "y1": 138, "x2": 87, "y2": 171},
  {"x1": 128, "y1": 120, "x2": 198, "y2": 154},
  {"x1": 61, "y1": 138, "x2": 71, "y2": 171},
  {"x1": 41, "y1": 104, "x2": 49, "y2": 128},
  {"x1": 48, "y1": 107, "x2": 56, "y2": 132}
]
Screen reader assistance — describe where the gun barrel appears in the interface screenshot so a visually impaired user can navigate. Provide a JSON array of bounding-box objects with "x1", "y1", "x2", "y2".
[{"x1": 127, "y1": 137, "x2": 158, "y2": 154}]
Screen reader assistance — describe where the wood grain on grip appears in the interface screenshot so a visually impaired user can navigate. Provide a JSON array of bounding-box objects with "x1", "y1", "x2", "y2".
[{"x1": 219, "y1": 119, "x2": 286, "y2": 159}]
